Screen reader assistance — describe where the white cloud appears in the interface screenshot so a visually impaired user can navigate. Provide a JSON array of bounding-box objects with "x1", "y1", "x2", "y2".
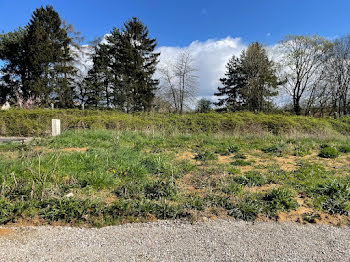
[{"x1": 156, "y1": 37, "x2": 246, "y2": 101}]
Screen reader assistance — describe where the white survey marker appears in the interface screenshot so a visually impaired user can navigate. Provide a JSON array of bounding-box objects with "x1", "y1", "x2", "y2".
[{"x1": 52, "y1": 119, "x2": 61, "y2": 136}]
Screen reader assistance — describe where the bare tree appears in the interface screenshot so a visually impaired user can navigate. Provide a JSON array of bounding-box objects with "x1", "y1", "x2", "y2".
[
  {"x1": 63, "y1": 21, "x2": 93, "y2": 106},
  {"x1": 323, "y1": 36, "x2": 350, "y2": 116},
  {"x1": 158, "y1": 63, "x2": 179, "y2": 112},
  {"x1": 279, "y1": 35, "x2": 330, "y2": 115},
  {"x1": 159, "y1": 51, "x2": 198, "y2": 114}
]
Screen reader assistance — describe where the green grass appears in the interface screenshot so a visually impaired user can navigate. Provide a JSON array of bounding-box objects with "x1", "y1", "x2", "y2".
[{"x1": 0, "y1": 128, "x2": 349, "y2": 226}]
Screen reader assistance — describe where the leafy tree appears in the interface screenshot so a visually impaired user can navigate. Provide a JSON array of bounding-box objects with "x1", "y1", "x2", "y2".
[
  {"x1": 0, "y1": 27, "x2": 27, "y2": 104},
  {"x1": 240, "y1": 42, "x2": 279, "y2": 111},
  {"x1": 196, "y1": 98, "x2": 212, "y2": 113},
  {"x1": 215, "y1": 42, "x2": 280, "y2": 112}
]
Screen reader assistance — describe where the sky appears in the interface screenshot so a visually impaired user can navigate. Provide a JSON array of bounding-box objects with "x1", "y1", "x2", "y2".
[{"x1": 1, "y1": 0, "x2": 350, "y2": 103}]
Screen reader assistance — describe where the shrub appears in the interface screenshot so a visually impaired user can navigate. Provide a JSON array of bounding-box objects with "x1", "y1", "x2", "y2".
[
  {"x1": 38, "y1": 198, "x2": 103, "y2": 223},
  {"x1": 318, "y1": 146, "x2": 339, "y2": 159},
  {"x1": 0, "y1": 109, "x2": 349, "y2": 137},
  {"x1": 319, "y1": 198, "x2": 349, "y2": 215},
  {"x1": 312, "y1": 180, "x2": 350, "y2": 215},
  {"x1": 108, "y1": 199, "x2": 185, "y2": 220},
  {"x1": 144, "y1": 179, "x2": 178, "y2": 200}
]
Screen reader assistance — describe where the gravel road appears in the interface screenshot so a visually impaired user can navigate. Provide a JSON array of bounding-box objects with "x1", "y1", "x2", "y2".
[{"x1": 0, "y1": 220, "x2": 349, "y2": 262}]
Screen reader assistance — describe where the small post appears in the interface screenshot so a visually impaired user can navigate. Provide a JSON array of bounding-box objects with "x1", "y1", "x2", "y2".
[
  {"x1": 51, "y1": 103, "x2": 54, "y2": 110},
  {"x1": 52, "y1": 119, "x2": 61, "y2": 137},
  {"x1": 81, "y1": 103, "x2": 85, "y2": 111}
]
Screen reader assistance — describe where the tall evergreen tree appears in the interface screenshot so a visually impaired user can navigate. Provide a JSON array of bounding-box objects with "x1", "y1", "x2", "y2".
[
  {"x1": 215, "y1": 42, "x2": 279, "y2": 112},
  {"x1": 86, "y1": 17, "x2": 159, "y2": 111},
  {"x1": 0, "y1": 6, "x2": 78, "y2": 107},
  {"x1": 214, "y1": 56, "x2": 247, "y2": 110},
  {"x1": 120, "y1": 17, "x2": 160, "y2": 111},
  {"x1": 25, "y1": 5, "x2": 76, "y2": 106},
  {"x1": 85, "y1": 43, "x2": 112, "y2": 107}
]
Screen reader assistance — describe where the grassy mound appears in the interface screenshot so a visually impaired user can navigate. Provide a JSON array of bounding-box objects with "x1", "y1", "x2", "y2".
[{"x1": 0, "y1": 109, "x2": 349, "y2": 137}]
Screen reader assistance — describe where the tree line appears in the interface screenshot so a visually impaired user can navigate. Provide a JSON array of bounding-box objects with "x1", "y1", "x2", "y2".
[
  {"x1": 0, "y1": 5, "x2": 349, "y2": 116},
  {"x1": 215, "y1": 35, "x2": 350, "y2": 116}
]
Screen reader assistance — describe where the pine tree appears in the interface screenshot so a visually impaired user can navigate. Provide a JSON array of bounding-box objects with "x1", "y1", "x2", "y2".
[
  {"x1": 86, "y1": 17, "x2": 159, "y2": 112},
  {"x1": 120, "y1": 17, "x2": 160, "y2": 111},
  {"x1": 214, "y1": 56, "x2": 247, "y2": 110},
  {"x1": 85, "y1": 44, "x2": 112, "y2": 107},
  {"x1": 215, "y1": 42, "x2": 279, "y2": 112},
  {"x1": 0, "y1": 6, "x2": 77, "y2": 107},
  {"x1": 25, "y1": 5, "x2": 76, "y2": 106}
]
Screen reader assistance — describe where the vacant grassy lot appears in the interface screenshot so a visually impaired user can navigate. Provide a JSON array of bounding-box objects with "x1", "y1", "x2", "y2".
[{"x1": 0, "y1": 128, "x2": 349, "y2": 227}]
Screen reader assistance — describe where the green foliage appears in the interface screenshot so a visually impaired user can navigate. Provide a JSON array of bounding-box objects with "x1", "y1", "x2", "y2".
[
  {"x1": 227, "y1": 197, "x2": 261, "y2": 221},
  {"x1": 233, "y1": 171, "x2": 268, "y2": 187},
  {"x1": 0, "y1": 110, "x2": 349, "y2": 137},
  {"x1": 196, "y1": 99, "x2": 212, "y2": 113},
  {"x1": 339, "y1": 145, "x2": 350, "y2": 153},
  {"x1": 228, "y1": 145, "x2": 240, "y2": 153},
  {"x1": 311, "y1": 180, "x2": 350, "y2": 215},
  {"x1": 215, "y1": 144, "x2": 240, "y2": 155},
  {"x1": 194, "y1": 150, "x2": 218, "y2": 161},
  {"x1": 0, "y1": 5, "x2": 76, "y2": 106},
  {"x1": 0, "y1": 27, "x2": 27, "y2": 104},
  {"x1": 38, "y1": 198, "x2": 101, "y2": 222},
  {"x1": 86, "y1": 17, "x2": 159, "y2": 111},
  {"x1": 262, "y1": 188, "x2": 298, "y2": 216},
  {"x1": 233, "y1": 153, "x2": 247, "y2": 159},
  {"x1": 318, "y1": 146, "x2": 339, "y2": 158},
  {"x1": 108, "y1": 199, "x2": 185, "y2": 220},
  {"x1": 261, "y1": 144, "x2": 285, "y2": 155},
  {"x1": 215, "y1": 42, "x2": 280, "y2": 112},
  {"x1": 294, "y1": 145, "x2": 311, "y2": 156},
  {"x1": 231, "y1": 159, "x2": 253, "y2": 166},
  {"x1": 302, "y1": 212, "x2": 321, "y2": 223}
]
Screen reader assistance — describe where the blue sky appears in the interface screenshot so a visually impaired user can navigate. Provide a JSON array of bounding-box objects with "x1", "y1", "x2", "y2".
[{"x1": 1, "y1": 0, "x2": 350, "y2": 46}]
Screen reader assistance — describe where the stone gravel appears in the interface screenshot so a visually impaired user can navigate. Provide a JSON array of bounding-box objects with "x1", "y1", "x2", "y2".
[{"x1": 0, "y1": 220, "x2": 349, "y2": 261}]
